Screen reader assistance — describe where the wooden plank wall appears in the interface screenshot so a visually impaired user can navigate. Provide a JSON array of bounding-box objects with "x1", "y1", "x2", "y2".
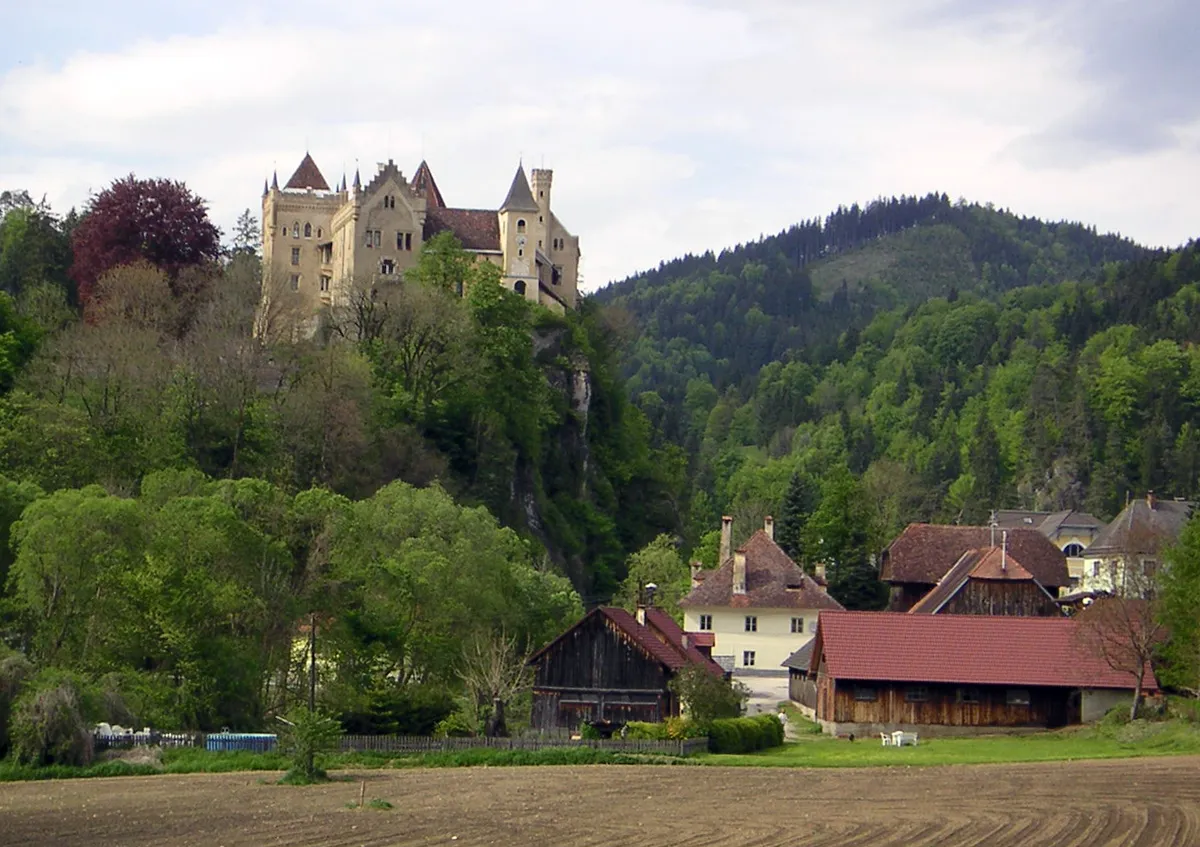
[{"x1": 828, "y1": 681, "x2": 1071, "y2": 727}]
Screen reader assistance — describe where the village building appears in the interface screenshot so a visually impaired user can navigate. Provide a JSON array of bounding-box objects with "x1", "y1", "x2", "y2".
[
  {"x1": 879, "y1": 523, "x2": 1069, "y2": 612},
  {"x1": 808, "y1": 611, "x2": 1155, "y2": 736},
  {"x1": 992, "y1": 508, "x2": 1106, "y2": 588},
  {"x1": 528, "y1": 605, "x2": 724, "y2": 731},
  {"x1": 783, "y1": 640, "x2": 817, "y2": 715},
  {"x1": 258, "y1": 154, "x2": 580, "y2": 333},
  {"x1": 1077, "y1": 493, "x2": 1193, "y2": 599},
  {"x1": 681, "y1": 516, "x2": 844, "y2": 674},
  {"x1": 907, "y1": 544, "x2": 1063, "y2": 617}
]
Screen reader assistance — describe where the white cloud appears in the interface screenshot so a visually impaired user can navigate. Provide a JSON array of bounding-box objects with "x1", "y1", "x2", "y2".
[{"x1": 0, "y1": 0, "x2": 1196, "y2": 290}]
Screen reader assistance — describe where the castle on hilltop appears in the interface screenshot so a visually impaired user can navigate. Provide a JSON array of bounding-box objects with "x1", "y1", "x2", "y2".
[{"x1": 260, "y1": 153, "x2": 580, "y2": 322}]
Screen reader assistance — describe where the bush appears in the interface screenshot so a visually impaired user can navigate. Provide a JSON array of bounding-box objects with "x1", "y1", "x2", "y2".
[
  {"x1": 10, "y1": 670, "x2": 101, "y2": 767},
  {"x1": 278, "y1": 708, "x2": 342, "y2": 783},
  {"x1": 0, "y1": 651, "x2": 33, "y2": 756},
  {"x1": 624, "y1": 718, "x2": 706, "y2": 740},
  {"x1": 624, "y1": 721, "x2": 668, "y2": 740},
  {"x1": 707, "y1": 715, "x2": 784, "y2": 754},
  {"x1": 668, "y1": 665, "x2": 749, "y2": 724},
  {"x1": 433, "y1": 711, "x2": 476, "y2": 738},
  {"x1": 339, "y1": 685, "x2": 456, "y2": 736},
  {"x1": 579, "y1": 722, "x2": 601, "y2": 740}
]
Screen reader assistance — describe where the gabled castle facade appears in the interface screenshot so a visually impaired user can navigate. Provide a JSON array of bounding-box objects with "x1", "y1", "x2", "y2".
[{"x1": 260, "y1": 153, "x2": 580, "y2": 321}]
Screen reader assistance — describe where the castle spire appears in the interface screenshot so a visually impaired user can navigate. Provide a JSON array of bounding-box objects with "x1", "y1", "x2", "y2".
[
  {"x1": 271, "y1": 170, "x2": 279, "y2": 190},
  {"x1": 262, "y1": 178, "x2": 268, "y2": 197},
  {"x1": 352, "y1": 167, "x2": 361, "y2": 190},
  {"x1": 500, "y1": 163, "x2": 538, "y2": 212}
]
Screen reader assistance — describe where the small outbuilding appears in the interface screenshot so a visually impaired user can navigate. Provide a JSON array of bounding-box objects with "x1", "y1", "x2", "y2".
[
  {"x1": 907, "y1": 545, "x2": 1063, "y2": 617},
  {"x1": 528, "y1": 606, "x2": 724, "y2": 731},
  {"x1": 810, "y1": 611, "x2": 1156, "y2": 736}
]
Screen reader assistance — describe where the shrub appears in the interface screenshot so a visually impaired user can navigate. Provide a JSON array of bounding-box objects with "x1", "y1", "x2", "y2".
[
  {"x1": 433, "y1": 711, "x2": 476, "y2": 738},
  {"x1": 0, "y1": 652, "x2": 33, "y2": 756},
  {"x1": 278, "y1": 708, "x2": 342, "y2": 783},
  {"x1": 707, "y1": 715, "x2": 784, "y2": 754},
  {"x1": 10, "y1": 671, "x2": 100, "y2": 767},
  {"x1": 339, "y1": 685, "x2": 456, "y2": 736},
  {"x1": 669, "y1": 665, "x2": 749, "y2": 724},
  {"x1": 624, "y1": 718, "x2": 706, "y2": 740},
  {"x1": 579, "y1": 722, "x2": 601, "y2": 740},
  {"x1": 624, "y1": 721, "x2": 668, "y2": 740}
]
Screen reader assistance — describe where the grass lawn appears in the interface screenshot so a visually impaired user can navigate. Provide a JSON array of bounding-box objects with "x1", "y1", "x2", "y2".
[{"x1": 700, "y1": 717, "x2": 1200, "y2": 768}]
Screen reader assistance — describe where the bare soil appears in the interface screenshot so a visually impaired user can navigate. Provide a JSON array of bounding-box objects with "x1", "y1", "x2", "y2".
[{"x1": 1, "y1": 756, "x2": 1198, "y2": 846}]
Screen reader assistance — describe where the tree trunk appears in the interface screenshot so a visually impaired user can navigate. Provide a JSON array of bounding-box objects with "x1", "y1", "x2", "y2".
[{"x1": 1130, "y1": 670, "x2": 1144, "y2": 722}]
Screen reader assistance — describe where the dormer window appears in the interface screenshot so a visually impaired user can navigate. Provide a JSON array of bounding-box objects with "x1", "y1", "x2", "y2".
[{"x1": 516, "y1": 219, "x2": 526, "y2": 234}]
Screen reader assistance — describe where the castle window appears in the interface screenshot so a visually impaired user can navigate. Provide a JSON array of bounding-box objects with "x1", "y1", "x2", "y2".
[
  {"x1": 380, "y1": 258, "x2": 395, "y2": 275},
  {"x1": 292, "y1": 223, "x2": 299, "y2": 239},
  {"x1": 289, "y1": 274, "x2": 299, "y2": 291},
  {"x1": 317, "y1": 227, "x2": 322, "y2": 238},
  {"x1": 405, "y1": 232, "x2": 412, "y2": 251},
  {"x1": 518, "y1": 247, "x2": 523, "y2": 258},
  {"x1": 539, "y1": 215, "x2": 543, "y2": 223},
  {"x1": 365, "y1": 231, "x2": 372, "y2": 248},
  {"x1": 516, "y1": 219, "x2": 526, "y2": 234},
  {"x1": 319, "y1": 275, "x2": 331, "y2": 292},
  {"x1": 291, "y1": 247, "x2": 300, "y2": 266},
  {"x1": 303, "y1": 222, "x2": 312, "y2": 238},
  {"x1": 514, "y1": 280, "x2": 526, "y2": 296},
  {"x1": 538, "y1": 190, "x2": 543, "y2": 198},
  {"x1": 397, "y1": 232, "x2": 404, "y2": 250},
  {"x1": 383, "y1": 196, "x2": 395, "y2": 209},
  {"x1": 374, "y1": 230, "x2": 381, "y2": 248}
]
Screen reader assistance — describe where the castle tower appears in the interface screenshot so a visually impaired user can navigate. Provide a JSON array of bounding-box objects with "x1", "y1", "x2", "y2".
[{"x1": 498, "y1": 164, "x2": 540, "y2": 301}]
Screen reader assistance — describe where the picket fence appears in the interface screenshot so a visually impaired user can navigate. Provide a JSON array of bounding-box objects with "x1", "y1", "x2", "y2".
[{"x1": 93, "y1": 731, "x2": 707, "y2": 758}]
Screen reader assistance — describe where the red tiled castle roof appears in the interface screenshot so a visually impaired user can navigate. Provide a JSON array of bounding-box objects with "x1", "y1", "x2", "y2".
[{"x1": 284, "y1": 152, "x2": 330, "y2": 191}]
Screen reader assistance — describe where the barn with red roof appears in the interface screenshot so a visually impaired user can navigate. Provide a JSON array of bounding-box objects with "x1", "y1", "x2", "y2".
[
  {"x1": 809, "y1": 611, "x2": 1156, "y2": 735},
  {"x1": 528, "y1": 605, "x2": 726, "y2": 731}
]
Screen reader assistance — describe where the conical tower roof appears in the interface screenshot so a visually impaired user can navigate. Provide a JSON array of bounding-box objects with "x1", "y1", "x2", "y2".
[
  {"x1": 411, "y1": 160, "x2": 446, "y2": 208},
  {"x1": 500, "y1": 164, "x2": 539, "y2": 212},
  {"x1": 284, "y1": 152, "x2": 330, "y2": 191}
]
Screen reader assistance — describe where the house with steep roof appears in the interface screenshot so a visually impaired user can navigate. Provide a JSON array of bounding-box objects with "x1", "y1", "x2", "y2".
[
  {"x1": 809, "y1": 611, "x2": 1157, "y2": 735},
  {"x1": 879, "y1": 523, "x2": 1069, "y2": 612},
  {"x1": 1078, "y1": 493, "x2": 1194, "y2": 599},
  {"x1": 528, "y1": 605, "x2": 724, "y2": 731},
  {"x1": 992, "y1": 508, "x2": 1106, "y2": 587},
  {"x1": 258, "y1": 154, "x2": 580, "y2": 337},
  {"x1": 681, "y1": 516, "x2": 844, "y2": 674},
  {"x1": 907, "y1": 544, "x2": 1063, "y2": 617}
]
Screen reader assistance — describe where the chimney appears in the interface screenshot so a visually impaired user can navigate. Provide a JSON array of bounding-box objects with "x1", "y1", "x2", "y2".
[
  {"x1": 1147, "y1": 491, "x2": 1157, "y2": 510},
  {"x1": 764, "y1": 515, "x2": 775, "y2": 541},
  {"x1": 719, "y1": 515, "x2": 733, "y2": 566},
  {"x1": 733, "y1": 551, "x2": 747, "y2": 595},
  {"x1": 690, "y1": 561, "x2": 704, "y2": 588},
  {"x1": 1001, "y1": 531, "x2": 1007, "y2": 572},
  {"x1": 814, "y1": 562, "x2": 826, "y2": 583}
]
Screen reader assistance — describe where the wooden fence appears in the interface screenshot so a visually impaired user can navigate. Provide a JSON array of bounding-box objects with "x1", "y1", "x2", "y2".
[{"x1": 338, "y1": 734, "x2": 709, "y2": 757}]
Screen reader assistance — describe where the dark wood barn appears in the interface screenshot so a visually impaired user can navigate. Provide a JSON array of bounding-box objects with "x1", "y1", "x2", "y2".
[
  {"x1": 907, "y1": 546, "x2": 1063, "y2": 617},
  {"x1": 783, "y1": 641, "x2": 816, "y2": 711},
  {"x1": 529, "y1": 607, "x2": 723, "y2": 731},
  {"x1": 810, "y1": 611, "x2": 1154, "y2": 734},
  {"x1": 880, "y1": 524, "x2": 1069, "y2": 612}
]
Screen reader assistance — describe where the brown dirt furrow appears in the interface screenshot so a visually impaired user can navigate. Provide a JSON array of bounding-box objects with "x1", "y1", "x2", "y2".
[{"x1": 2, "y1": 758, "x2": 1200, "y2": 846}]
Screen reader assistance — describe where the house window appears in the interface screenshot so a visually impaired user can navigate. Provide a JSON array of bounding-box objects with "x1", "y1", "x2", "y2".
[
  {"x1": 292, "y1": 223, "x2": 300, "y2": 238},
  {"x1": 957, "y1": 687, "x2": 982, "y2": 704},
  {"x1": 1091, "y1": 561, "x2": 1100, "y2": 578},
  {"x1": 516, "y1": 219, "x2": 526, "y2": 234},
  {"x1": 853, "y1": 686, "x2": 877, "y2": 702},
  {"x1": 380, "y1": 258, "x2": 395, "y2": 275},
  {"x1": 514, "y1": 280, "x2": 526, "y2": 296},
  {"x1": 291, "y1": 247, "x2": 300, "y2": 266},
  {"x1": 809, "y1": 620, "x2": 818, "y2": 634},
  {"x1": 289, "y1": 274, "x2": 299, "y2": 291},
  {"x1": 1063, "y1": 543, "x2": 1084, "y2": 557},
  {"x1": 904, "y1": 686, "x2": 929, "y2": 703},
  {"x1": 319, "y1": 275, "x2": 331, "y2": 292},
  {"x1": 1006, "y1": 688, "x2": 1031, "y2": 706},
  {"x1": 744, "y1": 616, "x2": 757, "y2": 632},
  {"x1": 791, "y1": 617, "x2": 804, "y2": 633},
  {"x1": 698, "y1": 614, "x2": 712, "y2": 631},
  {"x1": 1143, "y1": 558, "x2": 1159, "y2": 576},
  {"x1": 742, "y1": 651, "x2": 756, "y2": 667},
  {"x1": 303, "y1": 222, "x2": 312, "y2": 238}
]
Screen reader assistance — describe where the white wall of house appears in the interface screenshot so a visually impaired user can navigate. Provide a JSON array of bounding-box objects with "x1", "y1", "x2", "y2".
[
  {"x1": 1079, "y1": 555, "x2": 1159, "y2": 596},
  {"x1": 683, "y1": 607, "x2": 819, "y2": 673},
  {"x1": 1081, "y1": 688, "x2": 1134, "y2": 722}
]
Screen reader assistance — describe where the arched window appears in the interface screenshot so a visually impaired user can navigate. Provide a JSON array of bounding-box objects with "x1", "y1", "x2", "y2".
[
  {"x1": 292, "y1": 222, "x2": 300, "y2": 238},
  {"x1": 304, "y1": 222, "x2": 312, "y2": 238},
  {"x1": 514, "y1": 280, "x2": 526, "y2": 296},
  {"x1": 516, "y1": 219, "x2": 526, "y2": 234},
  {"x1": 317, "y1": 227, "x2": 322, "y2": 238},
  {"x1": 1063, "y1": 543, "x2": 1085, "y2": 557}
]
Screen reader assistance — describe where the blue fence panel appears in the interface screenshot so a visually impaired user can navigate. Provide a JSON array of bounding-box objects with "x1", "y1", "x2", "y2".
[{"x1": 205, "y1": 733, "x2": 278, "y2": 753}]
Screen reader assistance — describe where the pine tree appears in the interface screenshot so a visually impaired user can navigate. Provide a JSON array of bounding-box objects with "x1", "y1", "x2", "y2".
[{"x1": 776, "y1": 472, "x2": 817, "y2": 562}]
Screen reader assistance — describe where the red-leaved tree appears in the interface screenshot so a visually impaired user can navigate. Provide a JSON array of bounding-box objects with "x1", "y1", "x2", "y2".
[{"x1": 70, "y1": 175, "x2": 221, "y2": 308}]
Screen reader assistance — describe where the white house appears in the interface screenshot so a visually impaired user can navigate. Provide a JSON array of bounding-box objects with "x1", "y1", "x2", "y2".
[
  {"x1": 680, "y1": 516, "x2": 844, "y2": 675},
  {"x1": 1079, "y1": 493, "x2": 1193, "y2": 598}
]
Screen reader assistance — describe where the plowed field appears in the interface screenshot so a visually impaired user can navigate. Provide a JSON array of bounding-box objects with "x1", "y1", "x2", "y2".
[{"x1": 1, "y1": 756, "x2": 1197, "y2": 846}]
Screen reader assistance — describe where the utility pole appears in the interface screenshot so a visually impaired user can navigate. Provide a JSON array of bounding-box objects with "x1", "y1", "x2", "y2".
[{"x1": 309, "y1": 612, "x2": 317, "y2": 713}]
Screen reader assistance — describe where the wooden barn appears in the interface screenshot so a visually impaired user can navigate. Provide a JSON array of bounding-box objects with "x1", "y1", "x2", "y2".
[
  {"x1": 809, "y1": 611, "x2": 1155, "y2": 735},
  {"x1": 783, "y1": 640, "x2": 816, "y2": 712},
  {"x1": 880, "y1": 524, "x2": 1069, "y2": 612},
  {"x1": 907, "y1": 545, "x2": 1063, "y2": 617},
  {"x1": 529, "y1": 606, "x2": 725, "y2": 731}
]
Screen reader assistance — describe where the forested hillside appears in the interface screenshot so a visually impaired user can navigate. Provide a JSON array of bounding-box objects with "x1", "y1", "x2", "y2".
[{"x1": 596, "y1": 198, "x2": 1200, "y2": 608}]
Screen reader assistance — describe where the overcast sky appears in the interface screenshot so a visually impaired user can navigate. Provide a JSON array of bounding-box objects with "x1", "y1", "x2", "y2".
[{"x1": 2, "y1": 0, "x2": 1196, "y2": 290}]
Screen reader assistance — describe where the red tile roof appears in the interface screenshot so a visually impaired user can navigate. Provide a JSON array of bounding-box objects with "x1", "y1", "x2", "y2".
[
  {"x1": 681, "y1": 530, "x2": 845, "y2": 611},
  {"x1": 812, "y1": 611, "x2": 1156, "y2": 691},
  {"x1": 880, "y1": 524, "x2": 1069, "y2": 588},
  {"x1": 410, "y1": 160, "x2": 445, "y2": 208},
  {"x1": 423, "y1": 207, "x2": 501, "y2": 251},
  {"x1": 643, "y1": 608, "x2": 724, "y2": 676},
  {"x1": 908, "y1": 547, "x2": 1050, "y2": 614},
  {"x1": 284, "y1": 153, "x2": 330, "y2": 191}
]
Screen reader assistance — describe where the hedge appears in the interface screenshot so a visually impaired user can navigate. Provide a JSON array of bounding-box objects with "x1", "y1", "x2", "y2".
[{"x1": 707, "y1": 715, "x2": 785, "y2": 754}]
